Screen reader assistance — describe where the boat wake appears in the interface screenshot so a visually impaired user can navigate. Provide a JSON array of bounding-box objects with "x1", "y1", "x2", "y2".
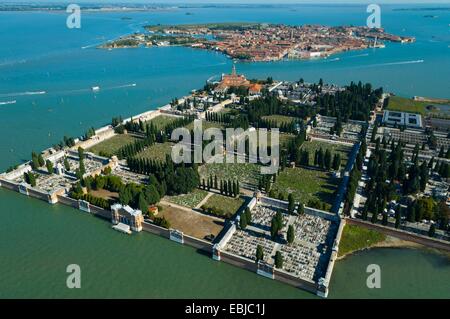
[
  {"x1": 0, "y1": 100, "x2": 16, "y2": 106},
  {"x1": 0, "y1": 82, "x2": 137, "y2": 100},
  {"x1": 351, "y1": 59, "x2": 425, "y2": 69},
  {"x1": 0, "y1": 59, "x2": 28, "y2": 67},
  {"x1": 108, "y1": 83, "x2": 137, "y2": 89},
  {"x1": 347, "y1": 53, "x2": 370, "y2": 58},
  {"x1": 0, "y1": 91, "x2": 46, "y2": 98},
  {"x1": 371, "y1": 59, "x2": 424, "y2": 67}
]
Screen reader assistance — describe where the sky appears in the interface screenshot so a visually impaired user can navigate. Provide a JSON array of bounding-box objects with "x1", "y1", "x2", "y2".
[{"x1": 6, "y1": 0, "x2": 450, "y2": 4}]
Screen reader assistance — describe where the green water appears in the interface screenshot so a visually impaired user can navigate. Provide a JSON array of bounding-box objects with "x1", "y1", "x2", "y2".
[
  {"x1": 1, "y1": 188, "x2": 449, "y2": 298},
  {"x1": 0, "y1": 189, "x2": 311, "y2": 298}
]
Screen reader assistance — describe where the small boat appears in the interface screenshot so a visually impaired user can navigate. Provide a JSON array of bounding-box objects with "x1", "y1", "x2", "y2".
[{"x1": 91, "y1": 86, "x2": 100, "y2": 92}]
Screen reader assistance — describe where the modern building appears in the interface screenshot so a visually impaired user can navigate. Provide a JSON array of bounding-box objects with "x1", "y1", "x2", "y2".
[{"x1": 382, "y1": 110, "x2": 422, "y2": 128}]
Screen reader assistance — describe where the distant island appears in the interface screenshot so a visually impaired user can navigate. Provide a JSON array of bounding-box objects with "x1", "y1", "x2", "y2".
[
  {"x1": 100, "y1": 23, "x2": 415, "y2": 62},
  {"x1": 393, "y1": 7, "x2": 450, "y2": 12},
  {"x1": 0, "y1": 3, "x2": 175, "y2": 12}
]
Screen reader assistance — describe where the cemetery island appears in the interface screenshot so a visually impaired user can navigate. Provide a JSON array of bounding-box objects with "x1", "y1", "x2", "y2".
[{"x1": 1, "y1": 66, "x2": 449, "y2": 298}]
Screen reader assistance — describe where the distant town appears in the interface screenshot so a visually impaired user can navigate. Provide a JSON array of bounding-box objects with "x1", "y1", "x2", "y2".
[
  {"x1": 101, "y1": 23, "x2": 415, "y2": 61},
  {"x1": 1, "y1": 66, "x2": 449, "y2": 298}
]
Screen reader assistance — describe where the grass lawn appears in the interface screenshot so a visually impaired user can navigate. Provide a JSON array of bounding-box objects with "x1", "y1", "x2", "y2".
[
  {"x1": 338, "y1": 224, "x2": 386, "y2": 257},
  {"x1": 146, "y1": 115, "x2": 180, "y2": 129},
  {"x1": 300, "y1": 140, "x2": 351, "y2": 166},
  {"x1": 262, "y1": 114, "x2": 297, "y2": 125},
  {"x1": 271, "y1": 167, "x2": 339, "y2": 208},
  {"x1": 217, "y1": 107, "x2": 236, "y2": 114},
  {"x1": 185, "y1": 120, "x2": 227, "y2": 131},
  {"x1": 199, "y1": 162, "x2": 261, "y2": 188},
  {"x1": 165, "y1": 189, "x2": 209, "y2": 208},
  {"x1": 88, "y1": 134, "x2": 138, "y2": 157},
  {"x1": 386, "y1": 96, "x2": 430, "y2": 115},
  {"x1": 278, "y1": 133, "x2": 295, "y2": 147},
  {"x1": 262, "y1": 131, "x2": 295, "y2": 148},
  {"x1": 202, "y1": 194, "x2": 245, "y2": 218},
  {"x1": 135, "y1": 142, "x2": 174, "y2": 162}
]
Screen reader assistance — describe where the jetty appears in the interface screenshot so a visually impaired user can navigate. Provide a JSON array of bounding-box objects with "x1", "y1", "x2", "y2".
[{"x1": 112, "y1": 222, "x2": 132, "y2": 234}]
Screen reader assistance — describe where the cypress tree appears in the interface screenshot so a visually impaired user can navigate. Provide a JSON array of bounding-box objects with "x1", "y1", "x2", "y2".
[
  {"x1": 46, "y1": 160, "x2": 54, "y2": 174},
  {"x1": 256, "y1": 245, "x2": 264, "y2": 262},
  {"x1": 274, "y1": 251, "x2": 283, "y2": 269},
  {"x1": 239, "y1": 214, "x2": 247, "y2": 229},
  {"x1": 395, "y1": 210, "x2": 401, "y2": 229},
  {"x1": 428, "y1": 224, "x2": 436, "y2": 237},
  {"x1": 287, "y1": 225, "x2": 295, "y2": 244}
]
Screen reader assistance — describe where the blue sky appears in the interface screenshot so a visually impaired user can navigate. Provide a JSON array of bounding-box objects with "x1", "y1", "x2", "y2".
[{"x1": 7, "y1": 0, "x2": 450, "y2": 4}]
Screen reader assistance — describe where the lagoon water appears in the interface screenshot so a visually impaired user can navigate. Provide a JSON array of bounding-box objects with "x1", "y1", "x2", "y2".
[{"x1": 0, "y1": 4, "x2": 449, "y2": 298}]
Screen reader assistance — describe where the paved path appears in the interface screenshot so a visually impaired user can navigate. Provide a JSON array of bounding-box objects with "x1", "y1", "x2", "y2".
[
  {"x1": 332, "y1": 141, "x2": 360, "y2": 214},
  {"x1": 195, "y1": 192, "x2": 214, "y2": 209}
]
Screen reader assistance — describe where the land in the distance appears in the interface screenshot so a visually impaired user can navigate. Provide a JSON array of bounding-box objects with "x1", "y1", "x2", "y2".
[{"x1": 100, "y1": 23, "x2": 415, "y2": 61}]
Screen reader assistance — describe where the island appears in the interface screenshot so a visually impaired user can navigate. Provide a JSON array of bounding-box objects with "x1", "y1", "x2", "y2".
[
  {"x1": 100, "y1": 23, "x2": 415, "y2": 61},
  {"x1": 1, "y1": 68, "x2": 449, "y2": 299}
]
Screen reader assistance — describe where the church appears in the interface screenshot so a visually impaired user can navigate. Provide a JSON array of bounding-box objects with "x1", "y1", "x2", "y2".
[{"x1": 215, "y1": 64, "x2": 250, "y2": 93}]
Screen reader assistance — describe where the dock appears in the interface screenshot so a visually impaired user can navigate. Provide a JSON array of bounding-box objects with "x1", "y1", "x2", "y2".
[{"x1": 112, "y1": 223, "x2": 132, "y2": 234}]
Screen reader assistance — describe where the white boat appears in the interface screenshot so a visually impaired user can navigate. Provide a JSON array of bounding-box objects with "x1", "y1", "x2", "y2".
[{"x1": 91, "y1": 86, "x2": 100, "y2": 92}]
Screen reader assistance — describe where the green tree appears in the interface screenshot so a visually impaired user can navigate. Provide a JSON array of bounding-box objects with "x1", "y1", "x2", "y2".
[
  {"x1": 119, "y1": 187, "x2": 132, "y2": 206},
  {"x1": 46, "y1": 160, "x2": 53, "y2": 174},
  {"x1": 382, "y1": 213, "x2": 388, "y2": 226},
  {"x1": 371, "y1": 211, "x2": 378, "y2": 224},
  {"x1": 324, "y1": 149, "x2": 332, "y2": 170},
  {"x1": 78, "y1": 147, "x2": 85, "y2": 160},
  {"x1": 144, "y1": 184, "x2": 160, "y2": 205},
  {"x1": 287, "y1": 225, "x2": 295, "y2": 244},
  {"x1": 428, "y1": 224, "x2": 436, "y2": 237},
  {"x1": 245, "y1": 207, "x2": 252, "y2": 224},
  {"x1": 395, "y1": 210, "x2": 401, "y2": 229},
  {"x1": 64, "y1": 157, "x2": 70, "y2": 171},
  {"x1": 332, "y1": 153, "x2": 341, "y2": 170},
  {"x1": 79, "y1": 159, "x2": 86, "y2": 175},
  {"x1": 274, "y1": 251, "x2": 283, "y2": 269},
  {"x1": 239, "y1": 213, "x2": 248, "y2": 229},
  {"x1": 317, "y1": 148, "x2": 324, "y2": 168},
  {"x1": 297, "y1": 202, "x2": 304, "y2": 215},
  {"x1": 287, "y1": 193, "x2": 295, "y2": 214},
  {"x1": 29, "y1": 172, "x2": 37, "y2": 187},
  {"x1": 256, "y1": 245, "x2": 264, "y2": 262},
  {"x1": 37, "y1": 154, "x2": 45, "y2": 167},
  {"x1": 138, "y1": 193, "x2": 148, "y2": 215},
  {"x1": 31, "y1": 151, "x2": 40, "y2": 169}
]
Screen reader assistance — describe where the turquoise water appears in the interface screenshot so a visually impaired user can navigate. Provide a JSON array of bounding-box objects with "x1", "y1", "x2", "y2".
[{"x1": 0, "y1": 4, "x2": 449, "y2": 298}]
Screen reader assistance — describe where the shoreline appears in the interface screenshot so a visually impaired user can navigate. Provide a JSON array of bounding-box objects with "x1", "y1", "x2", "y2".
[{"x1": 337, "y1": 235, "x2": 449, "y2": 261}]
